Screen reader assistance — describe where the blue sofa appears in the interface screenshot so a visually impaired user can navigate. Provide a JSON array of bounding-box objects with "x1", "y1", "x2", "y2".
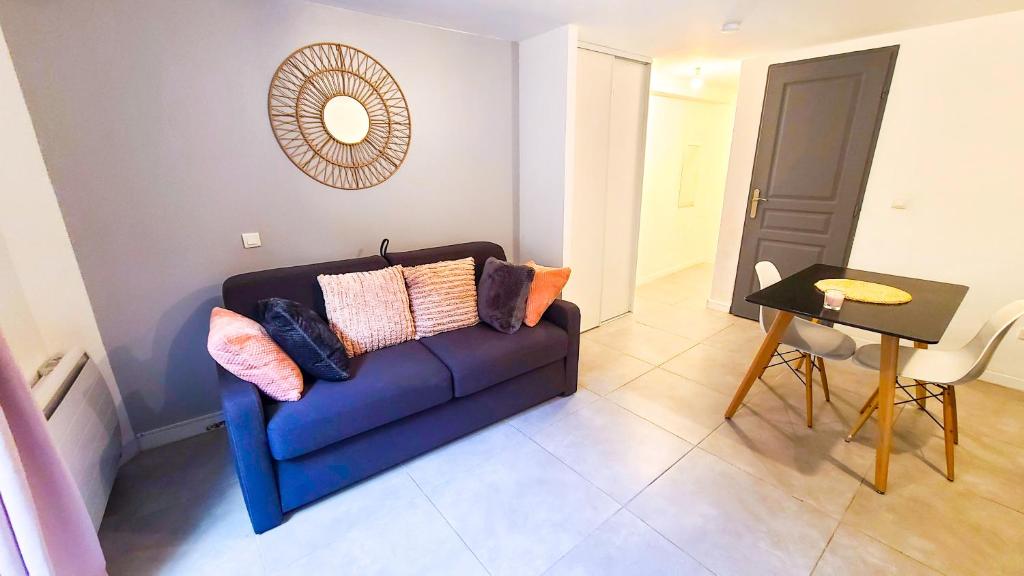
[{"x1": 218, "y1": 242, "x2": 581, "y2": 533}]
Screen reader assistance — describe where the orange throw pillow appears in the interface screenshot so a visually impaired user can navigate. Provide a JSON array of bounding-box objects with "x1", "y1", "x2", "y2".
[
  {"x1": 207, "y1": 307, "x2": 303, "y2": 401},
  {"x1": 523, "y1": 261, "x2": 571, "y2": 327}
]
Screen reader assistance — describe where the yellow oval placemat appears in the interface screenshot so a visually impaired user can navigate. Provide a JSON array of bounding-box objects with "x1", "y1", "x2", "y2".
[{"x1": 814, "y1": 279, "x2": 912, "y2": 304}]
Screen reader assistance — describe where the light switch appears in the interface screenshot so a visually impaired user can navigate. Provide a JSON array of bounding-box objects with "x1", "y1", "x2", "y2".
[
  {"x1": 241, "y1": 232, "x2": 262, "y2": 249},
  {"x1": 1019, "y1": 328, "x2": 1024, "y2": 341},
  {"x1": 891, "y1": 198, "x2": 907, "y2": 209}
]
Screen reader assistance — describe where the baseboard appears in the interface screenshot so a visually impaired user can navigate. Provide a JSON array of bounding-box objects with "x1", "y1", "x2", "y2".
[
  {"x1": 135, "y1": 411, "x2": 225, "y2": 451},
  {"x1": 119, "y1": 438, "x2": 141, "y2": 465},
  {"x1": 706, "y1": 298, "x2": 731, "y2": 313},
  {"x1": 980, "y1": 369, "x2": 1024, "y2": 392}
]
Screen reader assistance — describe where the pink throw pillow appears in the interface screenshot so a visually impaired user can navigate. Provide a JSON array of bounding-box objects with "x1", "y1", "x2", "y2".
[
  {"x1": 207, "y1": 307, "x2": 303, "y2": 401},
  {"x1": 403, "y1": 257, "x2": 479, "y2": 338},
  {"x1": 318, "y1": 266, "x2": 416, "y2": 356}
]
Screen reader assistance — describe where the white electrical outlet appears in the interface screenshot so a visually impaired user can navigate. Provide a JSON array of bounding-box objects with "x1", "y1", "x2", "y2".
[{"x1": 241, "y1": 232, "x2": 262, "y2": 249}]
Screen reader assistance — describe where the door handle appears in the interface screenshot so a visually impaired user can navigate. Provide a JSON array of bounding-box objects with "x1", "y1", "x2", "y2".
[{"x1": 749, "y1": 188, "x2": 768, "y2": 218}]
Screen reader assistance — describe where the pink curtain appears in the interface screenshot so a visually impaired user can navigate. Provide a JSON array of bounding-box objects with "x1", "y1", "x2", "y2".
[{"x1": 0, "y1": 332, "x2": 106, "y2": 576}]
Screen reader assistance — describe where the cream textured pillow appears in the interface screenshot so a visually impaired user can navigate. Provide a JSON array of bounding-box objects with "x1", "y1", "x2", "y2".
[
  {"x1": 403, "y1": 257, "x2": 479, "y2": 339},
  {"x1": 318, "y1": 266, "x2": 416, "y2": 356}
]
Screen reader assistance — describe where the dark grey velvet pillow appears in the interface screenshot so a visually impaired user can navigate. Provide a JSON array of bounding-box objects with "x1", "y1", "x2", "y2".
[
  {"x1": 477, "y1": 257, "x2": 535, "y2": 334},
  {"x1": 258, "y1": 298, "x2": 350, "y2": 381}
]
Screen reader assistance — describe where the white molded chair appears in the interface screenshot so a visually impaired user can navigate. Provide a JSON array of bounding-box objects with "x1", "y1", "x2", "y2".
[
  {"x1": 846, "y1": 300, "x2": 1024, "y2": 481},
  {"x1": 755, "y1": 261, "x2": 857, "y2": 427}
]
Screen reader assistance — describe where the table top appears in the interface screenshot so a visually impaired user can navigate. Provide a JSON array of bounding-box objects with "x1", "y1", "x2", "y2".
[{"x1": 746, "y1": 264, "x2": 969, "y2": 344}]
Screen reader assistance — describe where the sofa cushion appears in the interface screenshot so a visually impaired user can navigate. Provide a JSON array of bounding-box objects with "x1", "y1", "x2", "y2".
[
  {"x1": 420, "y1": 320, "x2": 568, "y2": 397},
  {"x1": 265, "y1": 341, "x2": 452, "y2": 460}
]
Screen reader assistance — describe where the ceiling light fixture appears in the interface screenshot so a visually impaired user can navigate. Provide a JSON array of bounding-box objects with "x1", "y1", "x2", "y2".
[
  {"x1": 721, "y1": 20, "x2": 742, "y2": 33},
  {"x1": 689, "y1": 67, "x2": 704, "y2": 91}
]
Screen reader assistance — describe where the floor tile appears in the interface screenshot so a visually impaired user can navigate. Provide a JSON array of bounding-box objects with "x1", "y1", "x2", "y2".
[
  {"x1": 104, "y1": 429, "x2": 236, "y2": 522},
  {"x1": 545, "y1": 509, "x2": 711, "y2": 576},
  {"x1": 700, "y1": 396, "x2": 876, "y2": 518},
  {"x1": 701, "y1": 319, "x2": 768, "y2": 355},
  {"x1": 533, "y1": 398, "x2": 692, "y2": 503},
  {"x1": 629, "y1": 449, "x2": 838, "y2": 576},
  {"x1": 579, "y1": 339, "x2": 654, "y2": 396},
  {"x1": 272, "y1": 491, "x2": 485, "y2": 576},
  {"x1": 508, "y1": 388, "x2": 600, "y2": 436},
  {"x1": 101, "y1": 482, "x2": 262, "y2": 576},
  {"x1": 256, "y1": 467, "x2": 424, "y2": 573},
  {"x1": 661, "y1": 343, "x2": 784, "y2": 396},
  {"x1": 406, "y1": 422, "x2": 528, "y2": 491},
  {"x1": 951, "y1": 380, "x2": 1024, "y2": 449},
  {"x1": 425, "y1": 438, "x2": 619, "y2": 576},
  {"x1": 632, "y1": 298, "x2": 735, "y2": 341},
  {"x1": 609, "y1": 368, "x2": 732, "y2": 444},
  {"x1": 585, "y1": 318, "x2": 698, "y2": 365},
  {"x1": 842, "y1": 428, "x2": 1024, "y2": 576},
  {"x1": 812, "y1": 525, "x2": 941, "y2": 576}
]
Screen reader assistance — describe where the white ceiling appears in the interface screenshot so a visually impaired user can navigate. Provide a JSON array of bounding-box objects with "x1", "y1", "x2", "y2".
[
  {"x1": 319, "y1": 0, "x2": 1024, "y2": 60},
  {"x1": 318, "y1": 0, "x2": 1024, "y2": 98}
]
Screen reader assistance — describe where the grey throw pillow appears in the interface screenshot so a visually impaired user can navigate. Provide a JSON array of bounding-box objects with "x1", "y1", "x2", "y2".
[{"x1": 477, "y1": 257, "x2": 535, "y2": 334}]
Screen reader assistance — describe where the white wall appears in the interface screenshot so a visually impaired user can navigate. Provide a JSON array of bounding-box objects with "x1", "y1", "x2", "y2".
[
  {"x1": 518, "y1": 25, "x2": 578, "y2": 267},
  {"x1": 0, "y1": 24, "x2": 135, "y2": 444},
  {"x1": 711, "y1": 10, "x2": 1024, "y2": 388},
  {"x1": 637, "y1": 94, "x2": 734, "y2": 284}
]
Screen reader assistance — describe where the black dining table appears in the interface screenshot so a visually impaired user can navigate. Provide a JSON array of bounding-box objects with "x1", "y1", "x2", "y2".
[{"x1": 723, "y1": 263, "x2": 969, "y2": 493}]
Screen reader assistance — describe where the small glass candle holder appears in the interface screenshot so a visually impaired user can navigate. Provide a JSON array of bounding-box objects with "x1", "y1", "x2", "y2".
[{"x1": 823, "y1": 288, "x2": 845, "y2": 311}]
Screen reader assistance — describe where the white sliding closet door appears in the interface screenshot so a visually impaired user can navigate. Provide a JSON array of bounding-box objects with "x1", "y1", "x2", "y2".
[
  {"x1": 565, "y1": 48, "x2": 649, "y2": 331},
  {"x1": 565, "y1": 49, "x2": 613, "y2": 331},
  {"x1": 600, "y1": 58, "x2": 648, "y2": 321}
]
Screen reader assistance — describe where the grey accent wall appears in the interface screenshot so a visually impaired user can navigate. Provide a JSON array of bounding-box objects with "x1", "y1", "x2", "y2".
[{"x1": 0, "y1": 0, "x2": 516, "y2": 434}]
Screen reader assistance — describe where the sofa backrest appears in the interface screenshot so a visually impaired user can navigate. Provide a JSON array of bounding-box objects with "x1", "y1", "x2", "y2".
[
  {"x1": 384, "y1": 241, "x2": 506, "y2": 284},
  {"x1": 221, "y1": 242, "x2": 508, "y2": 321},
  {"x1": 222, "y1": 255, "x2": 389, "y2": 321}
]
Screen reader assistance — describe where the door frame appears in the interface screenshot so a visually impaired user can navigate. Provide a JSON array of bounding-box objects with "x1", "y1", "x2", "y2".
[{"x1": 729, "y1": 45, "x2": 899, "y2": 316}]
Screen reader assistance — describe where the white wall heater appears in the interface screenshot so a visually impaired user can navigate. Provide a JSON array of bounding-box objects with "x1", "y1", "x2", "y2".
[{"x1": 31, "y1": 348, "x2": 120, "y2": 529}]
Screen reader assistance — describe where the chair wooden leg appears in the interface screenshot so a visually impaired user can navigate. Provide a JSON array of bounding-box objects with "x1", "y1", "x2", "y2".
[
  {"x1": 758, "y1": 346, "x2": 780, "y2": 379},
  {"x1": 949, "y1": 386, "x2": 959, "y2": 445},
  {"x1": 942, "y1": 387, "x2": 956, "y2": 481},
  {"x1": 859, "y1": 388, "x2": 879, "y2": 414},
  {"x1": 804, "y1": 353, "x2": 814, "y2": 428},
  {"x1": 815, "y1": 356, "x2": 831, "y2": 402},
  {"x1": 794, "y1": 354, "x2": 806, "y2": 373},
  {"x1": 846, "y1": 395, "x2": 878, "y2": 442}
]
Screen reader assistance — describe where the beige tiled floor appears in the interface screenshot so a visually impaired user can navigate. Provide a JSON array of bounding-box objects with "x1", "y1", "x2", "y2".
[{"x1": 100, "y1": 264, "x2": 1024, "y2": 575}]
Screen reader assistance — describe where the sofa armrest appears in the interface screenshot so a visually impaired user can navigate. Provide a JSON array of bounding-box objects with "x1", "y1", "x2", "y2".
[
  {"x1": 543, "y1": 299, "x2": 580, "y2": 395},
  {"x1": 218, "y1": 370, "x2": 283, "y2": 533}
]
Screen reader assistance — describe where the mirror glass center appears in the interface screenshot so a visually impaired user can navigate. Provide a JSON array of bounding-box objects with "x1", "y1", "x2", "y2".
[{"x1": 323, "y1": 96, "x2": 370, "y2": 144}]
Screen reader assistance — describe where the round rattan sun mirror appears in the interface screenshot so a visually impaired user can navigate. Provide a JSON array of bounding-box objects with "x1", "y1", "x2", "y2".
[{"x1": 268, "y1": 43, "x2": 411, "y2": 189}]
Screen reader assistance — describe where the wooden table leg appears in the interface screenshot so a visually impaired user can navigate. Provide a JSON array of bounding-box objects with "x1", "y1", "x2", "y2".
[
  {"x1": 725, "y1": 311, "x2": 794, "y2": 419},
  {"x1": 913, "y1": 341, "x2": 928, "y2": 409},
  {"x1": 873, "y1": 335, "x2": 900, "y2": 493}
]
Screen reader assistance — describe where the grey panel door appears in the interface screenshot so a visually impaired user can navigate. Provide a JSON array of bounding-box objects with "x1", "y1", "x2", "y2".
[{"x1": 730, "y1": 46, "x2": 898, "y2": 320}]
